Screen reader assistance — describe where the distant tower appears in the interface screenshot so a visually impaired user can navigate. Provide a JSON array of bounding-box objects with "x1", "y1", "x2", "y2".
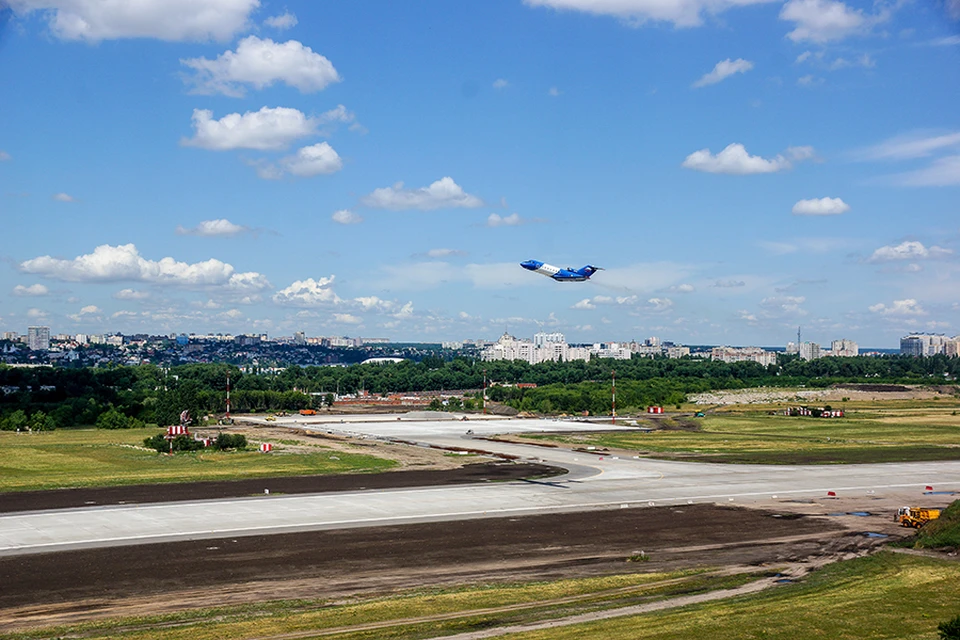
[{"x1": 797, "y1": 326, "x2": 801, "y2": 347}]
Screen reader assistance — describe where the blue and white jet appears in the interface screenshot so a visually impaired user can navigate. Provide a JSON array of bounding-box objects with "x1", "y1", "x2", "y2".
[{"x1": 520, "y1": 260, "x2": 603, "y2": 282}]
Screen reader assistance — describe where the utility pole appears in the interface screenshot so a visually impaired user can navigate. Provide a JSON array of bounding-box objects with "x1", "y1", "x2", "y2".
[
  {"x1": 482, "y1": 368, "x2": 487, "y2": 415},
  {"x1": 225, "y1": 371, "x2": 231, "y2": 423},
  {"x1": 611, "y1": 369, "x2": 616, "y2": 425}
]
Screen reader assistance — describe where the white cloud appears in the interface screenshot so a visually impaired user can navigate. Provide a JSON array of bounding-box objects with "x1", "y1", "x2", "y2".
[
  {"x1": 12, "y1": 284, "x2": 48, "y2": 297},
  {"x1": 114, "y1": 288, "x2": 150, "y2": 300},
  {"x1": 361, "y1": 177, "x2": 484, "y2": 210},
  {"x1": 787, "y1": 145, "x2": 816, "y2": 161},
  {"x1": 796, "y1": 50, "x2": 812, "y2": 63},
  {"x1": 264, "y1": 11, "x2": 297, "y2": 29},
  {"x1": 760, "y1": 295, "x2": 806, "y2": 315},
  {"x1": 0, "y1": 151, "x2": 10, "y2": 161},
  {"x1": 779, "y1": 0, "x2": 878, "y2": 43},
  {"x1": 524, "y1": 0, "x2": 776, "y2": 28},
  {"x1": 182, "y1": 106, "x2": 318, "y2": 151},
  {"x1": 857, "y1": 131, "x2": 960, "y2": 161},
  {"x1": 867, "y1": 240, "x2": 952, "y2": 263},
  {"x1": 692, "y1": 58, "x2": 754, "y2": 88},
  {"x1": 176, "y1": 218, "x2": 249, "y2": 236},
  {"x1": 181, "y1": 36, "x2": 338, "y2": 97},
  {"x1": 68, "y1": 304, "x2": 103, "y2": 322},
  {"x1": 26, "y1": 308, "x2": 48, "y2": 320},
  {"x1": 672, "y1": 283, "x2": 695, "y2": 293},
  {"x1": 279, "y1": 142, "x2": 342, "y2": 176},
  {"x1": 682, "y1": 143, "x2": 791, "y2": 174},
  {"x1": 572, "y1": 298, "x2": 596, "y2": 310},
  {"x1": 20, "y1": 243, "x2": 271, "y2": 291},
  {"x1": 869, "y1": 299, "x2": 927, "y2": 316},
  {"x1": 797, "y1": 74, "x2": 822, "y2": 87},
  {"x1": 53, "y1": 192, "x2": 75, "y2": 202},
  {"x1": 332, "y1": 209, "x2": 363, "y2": 225},
  {"x1": 486, "y1": 213, "x2": 524, "y2": 227},
  {"x1": 548, "y1": 86, "x2": 561, "y2": 96},
  {"x1": 647, "y1": 297, "x2": 674, "y2": 311},
  {"x1": 9, "y1": 0, "x2": 259, "y2": 42},
  {"x1": 334, "y1": 313, "x2": 362, "y2": 325},
  {"x1": 272, "y1": 276, "x2": 340, "y2": 306},
  {"x1": 792, "y1": 197, "x2": 850, "y2": 215},
  {"x1": 493, "y1": 78, "x2": 509, "y2": 89},
  {"x1": 889, "y1": 155, "x2": 960, "y2": 187}
]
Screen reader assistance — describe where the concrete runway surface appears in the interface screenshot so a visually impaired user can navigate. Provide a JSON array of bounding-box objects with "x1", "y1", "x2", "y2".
[{"x1": 2, "y1": 416, "x2": 958, "y2": 556}]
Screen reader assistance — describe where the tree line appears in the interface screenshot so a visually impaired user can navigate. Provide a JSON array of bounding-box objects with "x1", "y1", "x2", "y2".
[{"x1": 0, "y1": 353, "x2": 957, "y2": 429}]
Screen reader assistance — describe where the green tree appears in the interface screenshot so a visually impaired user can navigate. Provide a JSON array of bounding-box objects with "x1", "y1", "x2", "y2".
[
  {"x1": 29, "y1": 411, "x2": 56, "y2": 431},
  {"x1": 96, "y1": 408, "x2": 133, "y2": 429},
  {"x1": 2, "y1": 410, "x2": 28, "y2": 432}
]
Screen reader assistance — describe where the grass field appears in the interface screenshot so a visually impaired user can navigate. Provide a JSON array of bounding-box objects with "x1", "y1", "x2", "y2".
[
  {"x1": 511, "y1": 552, "x2": 960, "y2": 640},
  {"x1": 0, "y1": 428, "x2": 397, "y2": 492},
  {"x1": 522, "y1": 405, "x2": 960, "y2": 464},
  {"x1": 3, "y1": 554, "x2": 957, "y2": 639},
  {"x1": 0, "y1": 568, "x2": 755, "y2": 640}
]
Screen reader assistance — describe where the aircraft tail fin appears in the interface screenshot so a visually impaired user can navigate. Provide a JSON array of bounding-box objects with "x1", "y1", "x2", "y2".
[{"x1": 578, "y1": 265, "x2": 603, "y2": 278}]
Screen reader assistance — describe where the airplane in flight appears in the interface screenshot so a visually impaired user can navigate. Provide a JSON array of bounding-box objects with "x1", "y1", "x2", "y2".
[{"x1": 520, "y1": 260, "x2": 603, "y2": 282}]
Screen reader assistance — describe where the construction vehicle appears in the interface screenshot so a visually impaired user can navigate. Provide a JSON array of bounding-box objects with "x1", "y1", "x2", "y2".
[
  {"x1": 895, "y1": 506, "x2": 941, "y2": 528},
  {"x1": 299, "y1": 409, "x2": 317, "y2": 416}
]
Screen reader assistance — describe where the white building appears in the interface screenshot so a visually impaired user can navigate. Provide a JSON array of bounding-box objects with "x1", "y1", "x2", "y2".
[
  {"x1": 710, "y1": 346, "x2": 776, "y2": 367},
  {"x1": 481, "y1": 332, "x2": 590, "y2": 364},
  {"x1": 830, "y1": 339, "x2": 859, "y2": 357},
  {"x1": 590, "y1": 342, "x2": 632, "y2": 360},
  {"x1": 901, "y1": 334, "x2": 953, "y2": 356},
  {"x1": 798, "y1": 341, "x2": 820, "y2": 361},
  {"x1": 27, "y1": 326, "x2": 50, "y2": 351}
]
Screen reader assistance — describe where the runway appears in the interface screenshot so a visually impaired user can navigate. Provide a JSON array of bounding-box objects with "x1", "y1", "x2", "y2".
[{"x1": 2, "y1": 417, "x2": 958, "y2": 556}]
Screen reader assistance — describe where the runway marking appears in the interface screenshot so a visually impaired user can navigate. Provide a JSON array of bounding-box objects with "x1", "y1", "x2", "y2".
[{"x1": 0, "y1": 480, "x2": 944, "y2": 556}]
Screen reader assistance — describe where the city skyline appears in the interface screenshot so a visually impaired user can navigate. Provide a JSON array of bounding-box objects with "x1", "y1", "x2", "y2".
[{"x1": 2, "y1": 1, "x2": 958, "y2": 345}]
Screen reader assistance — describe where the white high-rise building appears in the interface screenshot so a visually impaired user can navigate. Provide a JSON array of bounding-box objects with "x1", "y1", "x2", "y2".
[
  {"x1": 27, "y1": 326, "x2": 50, "y2": 351},
  {"x1": 533, "y1": 332, "x2": 565, "y2": 348},
  {"x1": 710, "y1": 346, "x2": 776, "y2": 367},
  {"x1": 798, "y1": 342, "x2": 820, "y2": 361},
  {"x1": 901, "y1": 334, "x2": 951, "y2": 356},
  {"x1": 830, "y1": 339, "x2": 859, "y2": 357},
  {"x1": 482, "y1": 332, "x2": 590, "y2": 364}
]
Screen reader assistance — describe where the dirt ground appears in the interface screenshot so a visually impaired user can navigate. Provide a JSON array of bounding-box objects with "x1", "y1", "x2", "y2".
[
  {"x1": 0, "y1": 503, "x2": 880, "y2": 632},
  {"x1": 688, "y1": 384, "x2": 960, "y2": 406},
  {"x1": 0, "y1": 462, "x2": 557, "y2": 514}
]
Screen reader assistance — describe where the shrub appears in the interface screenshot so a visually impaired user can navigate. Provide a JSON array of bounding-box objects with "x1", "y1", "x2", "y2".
[
  {"x1": 143, "y1": 432, "x2": 205, "y2": 453},
  {"x1": 96, "y1": 408, "x2": 143, "y2": 429},
  {"x1": 214, "y1": 433, "x2": 247, "y2": 450},
  {"x1": 939, "y1": 615, "x2": 960, "y2": 640}
]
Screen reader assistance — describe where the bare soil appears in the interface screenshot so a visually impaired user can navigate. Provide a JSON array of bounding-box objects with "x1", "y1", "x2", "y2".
[
  {"x1": 0, "y1": 504, "x2": 872, "y2": 632},
  {"x1": 0, "y1": 461, "x2": 558, "y2": 514}
]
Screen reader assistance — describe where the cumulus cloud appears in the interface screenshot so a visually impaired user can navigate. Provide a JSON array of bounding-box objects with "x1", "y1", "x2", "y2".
[
  {"x1": 572, "y1": 295, "x2": 638, "y2": 310},
  {"x1": 20, "y1": 243, "x2": 270, "y2": 291},
  {"x1": 486, "y1": 213, "x2": 524, "y2": 227},
  {"x1": 779, "y1": 0, "x2": 882, "y2": 43},
  {"x1": 682, "y1": 143, "x2": 792, "y2": 174},
  {"x1": 493, "y1": 78, "x2": 509, "y2": 89},
  {"x1": 361, "y1": 177, "x2": 484, "y2": 211},
  {"x1": 12, "y1": 284, "x2": 48, "y2": 297},
  {"x1": 787, "y1": 146, "x2": 817, "y2": 161},
  {"x1": 692, "y1": 58, "x2": 754, "y2": 88},
  {"x1": 713, "y1": 279, "x2": 746, "y2": 288},
  {"x1": 181, "y1": 106, "x2": 319, "y2": 151},
  {"x1": 278, "y1": 142, "x2": 342, "y2": 176},
  {"x1": 330, "y1": 209, "x2": 363, "y2": 224},
  {"x1": 181, "y1": 36, "x2": 339, "y2": 97},
  {"x1": 792, "y1": 197, "x2": 850, "y2": 215},
  {"x1": 761, "y1": 295, "x2": 806, "y2": 314},
  {"x1": 53, "y1": 192, "x2": 76, "y2": 202},
  {"x1": 572, "y1": 298, "x2": 596, "y2": 310},
  {"x1": 8, "y1": 0, "x2": 259, "y2": 42},
  {"x1": 869, "y1": 299, "x2": 927, "y2": 316},
  {"x1": 332, "y1": 209, "x2": 363, "y2": 225},
  {"x1": 334, "y1": 313, "x2": 362, "y2": 324},
  {"x1": 114, "y1": 288, "x2": 150, "y2": 300},
  {"x1": 524, "y1": 0, "x2": 775, "y2": 28},
  {"x1": 176, "y1": 218, "x2": 249, "y2": 237},
  {"x1": 867, "y1": 240, "x2": 952, "y2": 263},
  {"x1": 272, "y1": 276, "x2": 340, "y2": 306},
  {"x1": 671, "y1": 283, "x2": 695, "y2": 293},
  {"x1": 264, "y1": 11, "x2": 297, "y2": 29}
]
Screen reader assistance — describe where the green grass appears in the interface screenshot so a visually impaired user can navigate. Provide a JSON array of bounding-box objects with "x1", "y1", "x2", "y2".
[
  {"x1": 912, "y1": 500, "x2": 960, "y2": 550},
  {"x1": 522, "y1": 406, "x2": 960, "y2": 464},
  {"x1": 0, "y1": 428, "x2": 397, "y2": 492},
  {"x1": 0, "y1": 569, "x2": 757, "y2": 640},
  {"x1": 509, "y1": 552, "x2": 960, "y2": 640}
]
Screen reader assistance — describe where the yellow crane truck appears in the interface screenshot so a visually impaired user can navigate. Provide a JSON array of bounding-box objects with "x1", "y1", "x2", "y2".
[{"x1": 895, "y1": 506, "x2": 941, "y2": 528}]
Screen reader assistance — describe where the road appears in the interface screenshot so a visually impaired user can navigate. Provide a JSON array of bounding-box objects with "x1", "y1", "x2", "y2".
[{"x1": 1, "y1": 416, "x2": 958, "y2": 557}]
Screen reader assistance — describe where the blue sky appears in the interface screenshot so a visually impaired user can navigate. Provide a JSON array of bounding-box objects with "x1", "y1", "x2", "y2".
[{"x1": 1, "y1": 0, "x2": 958, "y2": 347}]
